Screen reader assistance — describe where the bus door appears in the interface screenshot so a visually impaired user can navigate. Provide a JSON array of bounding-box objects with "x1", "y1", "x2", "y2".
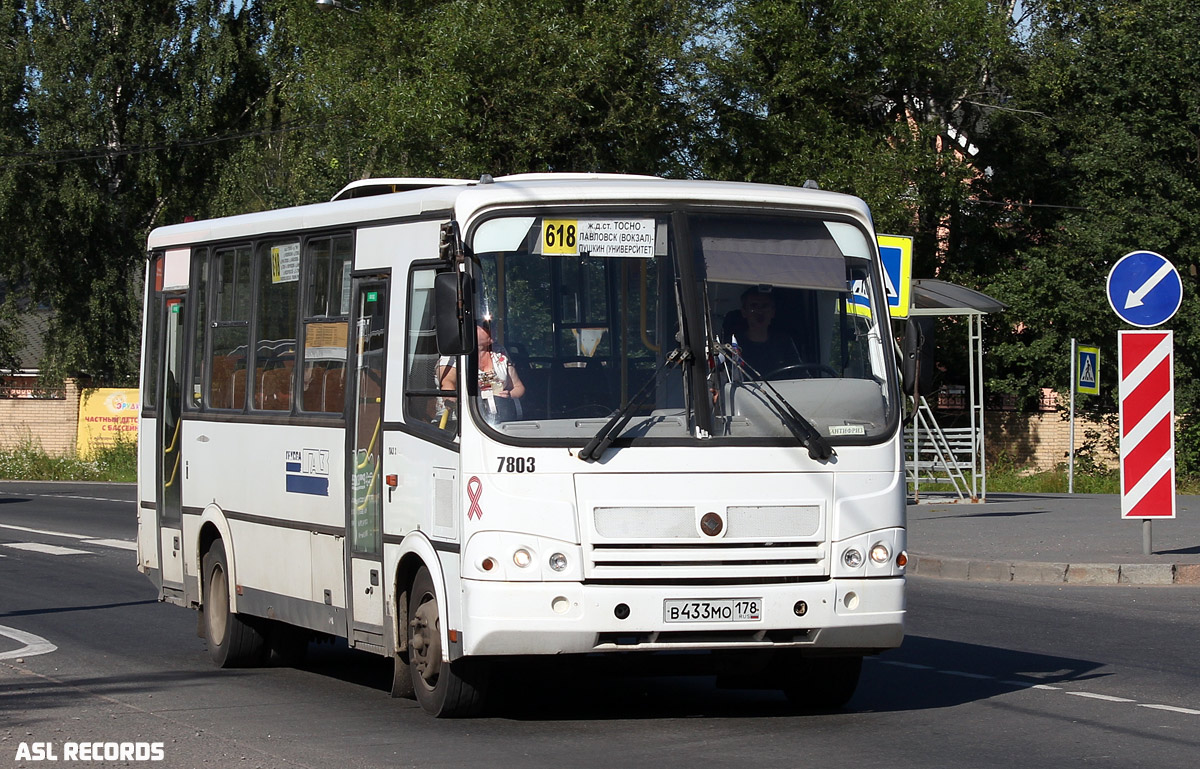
[
  {"x1": 157, "y1": 294, "x2": 186, "y2": 593},
  {"x1": 346, "y1": 278, "x2": 388, "y2": 646}
]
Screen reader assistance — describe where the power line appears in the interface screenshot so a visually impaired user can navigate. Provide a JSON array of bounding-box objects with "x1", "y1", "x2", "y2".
[{"x1": 0, "y1": 121, "x2": 338, "y2": 171}]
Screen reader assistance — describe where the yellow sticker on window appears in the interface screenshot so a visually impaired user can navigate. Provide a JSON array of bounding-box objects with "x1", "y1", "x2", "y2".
[{"x1": 542, "y1": 220, "x2": 578, "y2": 255}]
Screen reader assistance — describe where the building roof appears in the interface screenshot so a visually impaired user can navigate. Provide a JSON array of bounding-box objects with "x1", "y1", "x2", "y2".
[{"x1": 1, "y1": 307, "x2": 50, "y2": 373}]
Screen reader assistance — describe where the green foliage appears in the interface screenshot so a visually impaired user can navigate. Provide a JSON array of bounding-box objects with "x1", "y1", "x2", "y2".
[
  {"x1": 1177, "y1": 413, "x2": 1200, "y2": 481},
  {"x1": 0, "y1": 0, "x2": 1197, "y2": 427},
  {"x1": 0, "y1": 434, "x2": 137, "y2": 482},
  {"x1": 210, "y1": 0, "x2": 706, "y2": 217},
  {"x1": 689, "y1": 1, "x2": 1015, "y2": 241},
  {"x1": 0, "y1": 1, "x2": 271, "y2": 382},
  {"x1": 962, "y1": 0, "x2": 1200, "y2": 411}
]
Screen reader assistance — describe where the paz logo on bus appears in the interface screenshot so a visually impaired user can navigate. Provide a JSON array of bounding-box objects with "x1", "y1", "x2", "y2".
[{"x1": 285, "y1": 448, "x2": 330, "y2": 496}]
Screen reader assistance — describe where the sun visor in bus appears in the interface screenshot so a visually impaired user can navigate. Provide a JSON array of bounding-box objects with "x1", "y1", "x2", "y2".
[
  {"x1": 473, "y1": 217, "x2": 537, "y2": 253},
  {"x1": 697, "y1": 219, "x2": 849, "y2": 291}
]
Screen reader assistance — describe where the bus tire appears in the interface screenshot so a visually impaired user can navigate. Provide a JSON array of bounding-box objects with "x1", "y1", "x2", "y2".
[
  {"x1": 266, "y1": 621, "x2": 309, "y2": 667},
  {"x1": 201, "y1": 539, "x2": 266, "y2": 668},
  {"x1": 779, "y1": 654, "x2": 862, "y2": 710},
  {"x1": 406, "y1": 566, "x2": 488, "y2": 717}
]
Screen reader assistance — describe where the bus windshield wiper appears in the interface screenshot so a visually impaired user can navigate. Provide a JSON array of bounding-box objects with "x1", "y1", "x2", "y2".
[
  {"x1": 578, "y1": 348, "x2": 684, "y2": 462},
  {"x1": 721, "y1": 344, "x2": 835, "y2": 461}
]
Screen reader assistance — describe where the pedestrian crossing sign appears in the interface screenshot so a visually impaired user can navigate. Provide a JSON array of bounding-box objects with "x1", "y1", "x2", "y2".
[
  {"x1": 1076, "y1": 345, "x2": 1100, "y2": 395},
  {"x1": 877, "y1": 235, "x2": 913, "y2": 319}
]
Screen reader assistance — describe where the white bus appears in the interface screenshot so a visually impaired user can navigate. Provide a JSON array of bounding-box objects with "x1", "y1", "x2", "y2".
[{"x1": 137, "y1": 174, "x2": 910, "y2": 717}]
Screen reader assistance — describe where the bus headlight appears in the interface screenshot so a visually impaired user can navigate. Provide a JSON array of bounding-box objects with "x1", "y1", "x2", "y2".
[
  {"x1": 842, "y1": 548, "x2": 864, "y2": 569},
  {"x1": 464, "y1": 533, "x2": 582, "y2": 580},
  {"x1": 869, "y1": 543, "x2": 890, "y2": 564}
]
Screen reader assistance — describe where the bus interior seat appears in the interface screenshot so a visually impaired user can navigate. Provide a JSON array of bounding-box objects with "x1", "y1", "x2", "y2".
[
  {"x1": 208, "y1": 355, "x2": 234, "y2": 409},
  {"x1": 547, "y1": 358, "x2": 613, "y2": 419},
  {"x1": 301, "y1": 363, "x2": 328, "y2": 412},
  {"x1": 722, "y1": 308, "x2": 747, "y2": 343},
  {"x1": 256, "y1": 360, "x2": 294, "y2": 411},
  {"x1": 323, "y1": 365, "x2": 346, "y2": 413}
]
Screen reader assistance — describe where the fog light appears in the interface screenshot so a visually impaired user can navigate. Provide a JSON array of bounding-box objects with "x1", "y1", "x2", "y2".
[
  {"x1": 513, "y1": 548, "x2": 533, "y2": 568},
  {"x1": 843, "y1": 591, "x2": 860, "y2": 610},
  {"x1": 551, "y1": 596, "x2": 570, "y2": 614},
  {"x1": 842, "y1": 548, "x2": 863, "y2": 568},
  {"x1": 549, "y1": 552, "x2": 568, "y2": 572},
  {"x1": 870, "y1": 543, "x2": 890, "y2": 564}
]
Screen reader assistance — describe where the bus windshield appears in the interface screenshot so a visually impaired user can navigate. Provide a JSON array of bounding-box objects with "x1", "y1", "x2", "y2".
[{"x1": 466, "y1": 210, "x2": 895, "y2": 444}]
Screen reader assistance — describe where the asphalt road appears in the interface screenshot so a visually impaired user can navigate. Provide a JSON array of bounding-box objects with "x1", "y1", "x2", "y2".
[{"x1": 2, "y1": 482, "x2": 1200, "y2": 768}]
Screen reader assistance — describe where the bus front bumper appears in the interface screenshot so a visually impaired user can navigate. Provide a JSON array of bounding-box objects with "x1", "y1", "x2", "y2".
[{"x1": 459, "y1": 577, "x2": 904, "y2": 657}]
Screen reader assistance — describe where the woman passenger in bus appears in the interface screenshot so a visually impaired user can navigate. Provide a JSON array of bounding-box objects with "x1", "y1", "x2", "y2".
[{"x1": 435, "y1": 320, "x2": 526, "y2": 425}]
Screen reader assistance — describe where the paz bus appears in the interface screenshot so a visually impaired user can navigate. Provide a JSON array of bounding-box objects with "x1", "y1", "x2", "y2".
[{"x1": 137, "y1": 173, "x2": 909, "y2": 717}]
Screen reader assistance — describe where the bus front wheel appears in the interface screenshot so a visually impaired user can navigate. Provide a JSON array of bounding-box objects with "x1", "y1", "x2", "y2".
[
  {"x1": 201, "y1": 539, "x2": 265, "y2": 668},
  {"x1": 406, "y1": 566, "x2": 488, "y2": 717}
]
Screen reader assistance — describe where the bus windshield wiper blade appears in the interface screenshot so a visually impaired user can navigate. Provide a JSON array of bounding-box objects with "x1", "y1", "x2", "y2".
[
  {"x1": 578, "y1": 348, "x2": 684, "y2": 462},
  {"x1": 722, "y1": 345, "x2": 835, "y2": 461}
]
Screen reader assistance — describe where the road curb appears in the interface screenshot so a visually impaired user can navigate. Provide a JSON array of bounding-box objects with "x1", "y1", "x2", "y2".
[{"x1": 909, "y1": 554, "x2": 1197, "y2": 585}]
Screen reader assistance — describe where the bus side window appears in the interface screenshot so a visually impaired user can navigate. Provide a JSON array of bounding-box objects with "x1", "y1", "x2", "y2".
[
  {"x1": 300, "y1": 235, "x2": 352, "y2": 414},
  {"x1": 142, "y1": 253, "x2": 164, "y2": 413},
  {"x1": 209, "y1": 246, "x2": 252, "y2": 410},
  {"x1": 253, "y1": 239, "x2": 300, "y2": 411},
  {"x1": 188, "y1": 249, "x2": 208, "y2": 409},
  {"x1": 405, "y1": 266, "x2": 452, "y2": 431}
]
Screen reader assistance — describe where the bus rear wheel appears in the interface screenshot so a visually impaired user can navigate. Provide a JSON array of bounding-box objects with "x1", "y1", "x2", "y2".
[
  {"x1": 406, "y1": 566, "x2": 488, "y2": 717},
  {"x1": 778, "y1": 654, "x2": 862, "y2": 710},
  {"x1": 202, "y1": 539, "x2": 266, "y2": 668}
]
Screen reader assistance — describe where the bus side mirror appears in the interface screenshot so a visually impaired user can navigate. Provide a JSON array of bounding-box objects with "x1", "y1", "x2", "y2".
[
  {"x1": 435, "y1": 271, "x2": 476, "y2": 355},
  {"x1": 902, "y1": 316, "x2": 935, "y2": 397}
]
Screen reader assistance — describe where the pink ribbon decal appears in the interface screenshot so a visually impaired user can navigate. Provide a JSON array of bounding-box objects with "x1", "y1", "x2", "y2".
[{"x1": 466, "y1": 476, "x2": 483, "y2": 520}]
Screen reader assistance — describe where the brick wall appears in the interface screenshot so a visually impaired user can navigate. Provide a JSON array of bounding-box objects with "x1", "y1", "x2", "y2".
[
  {"x1": 0, "y1": 379, "x2": 82, "y2": 455},
  {"x1": 0, "y1": 381, "x2": 1131, "y2": 471},
  {"x1": 985, "y1": 411, "x2": 1118, "y2": 472}
]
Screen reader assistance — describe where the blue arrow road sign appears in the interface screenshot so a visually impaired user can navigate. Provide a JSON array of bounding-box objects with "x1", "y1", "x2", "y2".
[{"x1": 1106, "y1": 251, "x2": 1182, "y2": 328}]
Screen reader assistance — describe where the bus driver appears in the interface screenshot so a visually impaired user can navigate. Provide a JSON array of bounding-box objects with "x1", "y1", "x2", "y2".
[{"x1": 736, "y1": 286, "x2": 801, "y2": 377}]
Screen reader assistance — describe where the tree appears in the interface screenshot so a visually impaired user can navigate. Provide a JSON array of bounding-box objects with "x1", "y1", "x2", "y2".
[
  {"x1": 689, "y1": 1, "x2": 1017, "y2": 249},
  {"x1": 223, "y1": 0, "x2": 708, "y2": 207},
  {"x1": 0, "y1": 1, "x2": 270, "y2": 383},
  {"x1": 963, "y1": 0, "x2": 1200, "y2": 419}
]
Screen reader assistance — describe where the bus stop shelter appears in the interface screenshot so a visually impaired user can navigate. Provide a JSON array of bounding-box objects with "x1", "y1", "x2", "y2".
[{"x1": 905, "y1": 279, "x2": 1007, "y2": 502}]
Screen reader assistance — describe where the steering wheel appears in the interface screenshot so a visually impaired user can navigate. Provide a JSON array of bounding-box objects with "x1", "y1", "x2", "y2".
[{"x1": 760, "y1": 363, "x2": 839, "y2": 381}]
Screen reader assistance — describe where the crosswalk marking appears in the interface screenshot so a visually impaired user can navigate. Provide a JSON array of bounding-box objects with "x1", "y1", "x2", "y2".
[{"x1": 0, "y1": 523, "x2": 135, "y2": 551}]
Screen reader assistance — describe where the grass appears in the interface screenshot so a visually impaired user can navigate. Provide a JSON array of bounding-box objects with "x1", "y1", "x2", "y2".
[
  {"x1": 0, "y1": 436, "x2": 137, "y2": 483},
  {"x1": 3, "y1": 436, "x2": 1197, "y2": 495},
  {"x1": 915, "y1": 461, "x2": 1200, "y2": 496}
]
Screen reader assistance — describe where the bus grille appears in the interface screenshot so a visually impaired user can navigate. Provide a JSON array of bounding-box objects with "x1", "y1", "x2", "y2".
[
  {"x1": 586, "y1": 541, "x2": 828, "y2": 582},
  {"x1": 585, "y1": 503, "x2": 829, "y2": 582}
]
